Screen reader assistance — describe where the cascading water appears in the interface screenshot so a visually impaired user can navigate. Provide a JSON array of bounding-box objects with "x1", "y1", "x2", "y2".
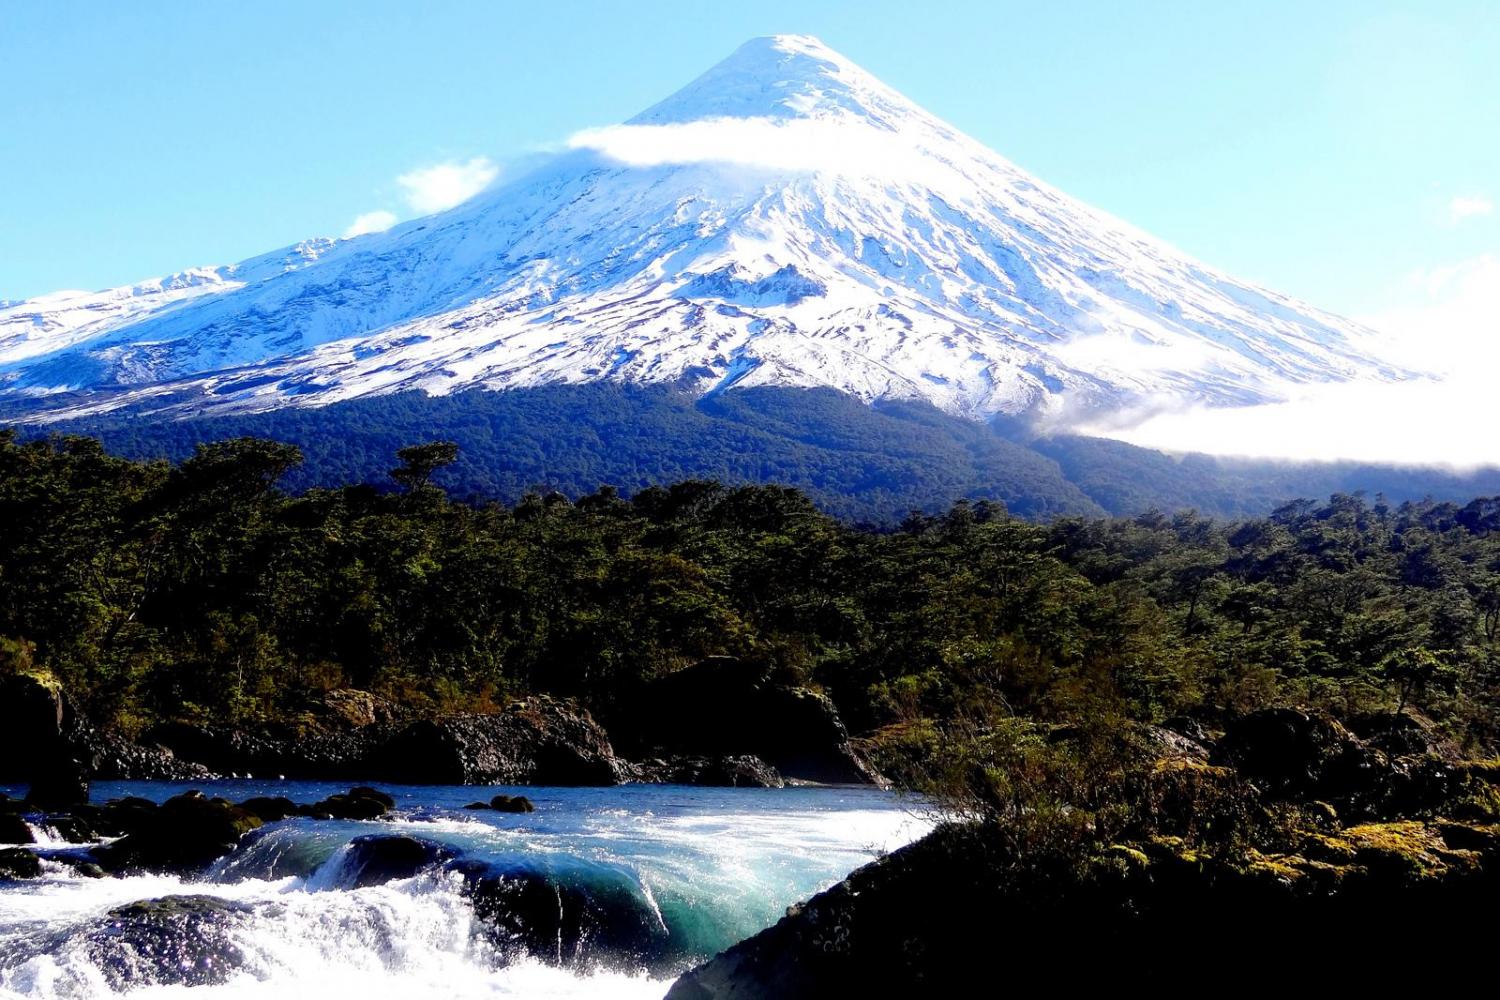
[{"x1": 0, "y1": 781, "x2": 932, "y2": 999}]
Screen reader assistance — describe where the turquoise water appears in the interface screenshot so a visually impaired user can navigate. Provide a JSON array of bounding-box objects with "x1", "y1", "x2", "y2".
[{"x1": 0, "y1": 781, "x2": 933, "y2": 998}]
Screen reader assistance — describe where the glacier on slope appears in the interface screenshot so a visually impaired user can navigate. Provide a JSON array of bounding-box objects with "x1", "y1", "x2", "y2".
[{"x1": 0, "y1": 35, "x2": 1406, "y2": 424}]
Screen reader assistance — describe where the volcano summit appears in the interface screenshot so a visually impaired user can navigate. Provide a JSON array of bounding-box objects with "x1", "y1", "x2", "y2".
[{"x1": 0, "y1": 35, "x2": 1403, "y2": 427}]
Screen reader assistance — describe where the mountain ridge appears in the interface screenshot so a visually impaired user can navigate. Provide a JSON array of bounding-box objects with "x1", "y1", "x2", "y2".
[{"x1": 0, "y1": 35, "x2": 1406, "y2": 429}]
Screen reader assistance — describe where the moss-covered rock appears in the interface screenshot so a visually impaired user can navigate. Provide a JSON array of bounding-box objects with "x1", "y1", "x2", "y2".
[
  {"x1": 93, "y1": 791, "x2": 262, "y2": 874},
  {"x1": 0, "y1": 847, "x2": 41, "y2": 879}
]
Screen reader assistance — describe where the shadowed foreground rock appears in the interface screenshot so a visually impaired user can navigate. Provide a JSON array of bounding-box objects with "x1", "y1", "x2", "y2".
[
  {"x1": 671, "y1": 711, "x2": 1500, "y2": 996},
  {"x1": 668, "y1": 815, "x2": 1500, "y2": 997}
]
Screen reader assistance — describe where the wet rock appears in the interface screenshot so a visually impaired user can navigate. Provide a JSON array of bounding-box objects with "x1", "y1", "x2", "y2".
[
  {"x1": 95, "y1": 796, "x2": 161, "y2": 838},
  {"x1": 0, "y1": 847, "x2": 41, "y2": 879},
  {"x1": 0, "y1": 811, "x2": 34, "y2": 845},
  {"x1": 88, "y1": 895, "x2": 251, "y2": 988},
  {"x1": 349, "y1": 786, "x2": 394, "y2": 809},
  {"x1": 490, "y1": 794, "x2": 536, "y2": 813},
  {"x1": 461, "y1": 859, "x2": 672, "y2": 968},
  {"x1": 236, "y1": 796, "x2": 298, "y2": 822},
  {"x1": 463, "y1": 801, "x2": 492, "y2": 810},
  {"x1": 334, "y1": 835, "x2": 455, "y2": 887},
  {"x1": 25, "y1": 755, "x2": 91, "y2": 810},
  {"x1": 39, "y1": 812, "x2": 98, "y2": 844},
  {"x1": 58, "y1": 857, "x2": 108, "y2": 879},
  {"x1": 310, "y1": 786, "x2": 393, "y2": 820},
  {"x1": 93, "y1": 791, "x2": 262, "y2": 874}
]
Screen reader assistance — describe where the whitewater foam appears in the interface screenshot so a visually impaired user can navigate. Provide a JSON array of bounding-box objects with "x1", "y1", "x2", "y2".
[{"x1": 0, "y1": 783, "x2": 934, "y2": 999}]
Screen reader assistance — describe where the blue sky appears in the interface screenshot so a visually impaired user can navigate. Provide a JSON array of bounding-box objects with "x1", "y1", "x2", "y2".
[{"x1": 2, "y1": 0, "x2": 1496, "y2": 330}]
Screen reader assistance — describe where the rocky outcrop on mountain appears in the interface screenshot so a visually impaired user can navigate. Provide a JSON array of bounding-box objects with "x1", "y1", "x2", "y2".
[
  {"x1": 609, "y1": 658, "x2": 882, "y2": 785},
  {"x1": 1, "y1": 37, "x2": 1401, "y2": 428}
]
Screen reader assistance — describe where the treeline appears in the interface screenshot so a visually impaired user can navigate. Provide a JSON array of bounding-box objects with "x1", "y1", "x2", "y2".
[
  {"x1": 2, "y1": 430, "x2": 1499, "y2": 755},
  {"x1": 44, "y1": 384, "x2": 1500, "y2": 524}
]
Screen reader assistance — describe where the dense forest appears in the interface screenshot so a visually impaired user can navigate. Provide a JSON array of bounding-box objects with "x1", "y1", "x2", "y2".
[
  {"x1": 3, "y1": 428, "x2": 1499, "y2": 766},
  {"x1": 24, "y1": 384, "x2": 1500, "y2": 523}
]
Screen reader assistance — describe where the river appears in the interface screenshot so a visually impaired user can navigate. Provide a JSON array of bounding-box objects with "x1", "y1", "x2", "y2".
[{"x1": 0, "y1": 781, "x2": 933, "y2": 999}]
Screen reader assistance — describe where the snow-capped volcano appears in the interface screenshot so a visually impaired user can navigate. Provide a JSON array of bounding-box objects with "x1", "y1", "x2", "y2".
[{"x1": 0, "y1": 35, "x2": 1404, "y2": 424}]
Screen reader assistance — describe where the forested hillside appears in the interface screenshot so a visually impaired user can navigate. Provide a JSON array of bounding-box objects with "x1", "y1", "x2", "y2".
[
  {"x1": 23, "y1": 385, "x2": 1500, "y2": 523},
  {"x1": 3, "y1": 429, "x2": 1498, "y2": 758}
]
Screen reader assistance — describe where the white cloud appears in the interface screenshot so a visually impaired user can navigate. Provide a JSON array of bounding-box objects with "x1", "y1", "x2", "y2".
[
  {"x1": 342, "y1": 210, "x2": 398, "y2": 239},
  {"x1": 1075, "y1": 255, "x2": 1500, "y2": 468},
  {"x1": 1050, "y1": 333, "x2": 1220, "y2": 376},
  {"x1": 397, "y1": 157, "x2": 500, "y2": 214},
  {"x1": 567, "y1": 117, "x2": 965, "y2": 189},
  {"x1": 1448, "y1": 194, "x2": 1493, "y2": 224}
]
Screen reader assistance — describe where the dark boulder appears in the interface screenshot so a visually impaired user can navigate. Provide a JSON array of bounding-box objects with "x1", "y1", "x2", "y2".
[
  {"x1": 0, "y1": 673, "x2": 65, "y2": 773},
  {"x1": 666, "y1": 817, "x2": 1500, "y2": 998},
  {"x1": 0, "y1": 847, "x2": 41, "y2": 879},
  {"x1": 236, "y1": 796, "x2": 298, "y2": 823},
  {"x1": 460, "y1": 859, "x2": 672, "y2": 968},
  {"x1": 93, "y1": 791, "x2": 262, "y2": 874},
  {"x1": 464, "y1": 801, "x2": 492, "y2": 810},
  {"x1": 94, "y1": 796, "x2": 161, "y2": 838},
  {"x1": 330, "y1": 835, "x2": 455, "y2": 888},
  {"x1": 38, "y1": 812, "x2": 98, "y2": 844},
  {"x1": 308, "y1": 787, "x2": 393, "y2": 820},
  {"x1": 490, "y1": 795, "x2": 536, "y2": 813},
  {"x1": 1346, "y1": 710, "x2": 1460, "y2": 761},
  {"x1": 25, "y1": 755, "x2": 91, "y2": 810},
  {"x1": 609, "y1": 658, "x2": 882, "y2": 785},
  {"x1": 314, "y1": 688, "x2": 401, "y2": 730},
  {"x1": 0, "y1": 810, "x2": 34, "y2": 845},
  {"x1": 0, "y1": 672, "x2": 94, "y2": 807},
  {"x1": 1212, "y1": 708, "x2": 1386, "y2": 810},
  {"x1": 348, "y1": 786, "x2": 395, "y2": 809},
  {"x1": 87, "y1": 895, "x2": 251, "y2": 988},
  {"x1": 368, "y1": 698, "x2": 622, "y2": 785}
]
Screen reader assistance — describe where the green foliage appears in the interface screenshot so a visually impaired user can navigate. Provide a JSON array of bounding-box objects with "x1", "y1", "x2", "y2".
[{"x1": 0, "y1": 428, "x2": 1498, "y2": 776}]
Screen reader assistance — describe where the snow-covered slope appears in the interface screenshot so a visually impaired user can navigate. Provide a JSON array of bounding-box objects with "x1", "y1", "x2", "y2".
[{"x1": 0, "y1": 35, "x2": 1405, "y2": 424}]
